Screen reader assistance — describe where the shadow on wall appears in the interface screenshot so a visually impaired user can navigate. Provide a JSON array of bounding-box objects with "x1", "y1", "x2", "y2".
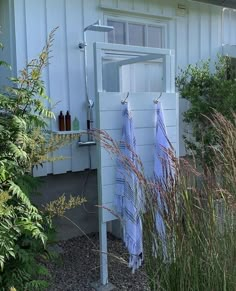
[{"x1": 33, "y1": 170, "x2": 99, "y2": 241}]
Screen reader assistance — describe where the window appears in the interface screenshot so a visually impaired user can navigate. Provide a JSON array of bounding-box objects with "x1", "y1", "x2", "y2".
[
  {"x1": 128, "y1": 23, "x2": 145, "y2": 46},
  {"x1": 108, "y1": 21, "x2": 126, "y2": 44},
  {"x1": 107, "y1": 19, "x2": 165, "y2": 48}
]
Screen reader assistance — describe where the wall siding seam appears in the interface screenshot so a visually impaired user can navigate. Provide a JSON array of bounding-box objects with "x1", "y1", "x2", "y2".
[
  {"x1": 208, "y1": 6, "x2": 212, "y2": 57},
  {"x1": 23, "y1": 0, "x2": 28, "y2": 66},
  {"x1": 131, "y1": 0, "x2": 134, "y2": 11},
  {"x1": 44, "y1": 0, "x2": 53, "y2": 175},
  {"x1": 187, "y1": 9, "x2": 190, "y2": 65},
  {"x1": 64, "y1": 0, "x2": 73, "y2": 171},
  {"x1": 199, "y1": 8, "x2": 202, "y2": 60},
  {"x1": 64, "y1": 0, "x2": 70, "y2": 111},
  {"x1": 174, "y1": 18, "x2": 177, "y2": 75}
]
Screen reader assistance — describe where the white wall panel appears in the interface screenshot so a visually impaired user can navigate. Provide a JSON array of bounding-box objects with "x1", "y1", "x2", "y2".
[
  {"x1": 100, "y1": 0, "x2": 118, "y2": 9},
  {"x1": 231, "y1": 11, "x2": 236, "y2": 44},
  {"x1": 13, "y1": 0, "x2": 28, "y2": 71},
  {"x1": 24, "y1": 0, "x2": 46, "y2": 60},
  {"x1": 188, "y1": 2, "x2": 201, "y2": 64},
  {"x1": 223, "y1": 8, "x2": 231, "y2": 45},
  {"x1": 0, "y1": 0, "x2": 16, "y2": 85},
  {"x1": 175, "y1": 10, "x2": 188, "y2": 157},
  {"x1": 222, "y1": 9, "x2": 236, "y2": 46},
  {"x1": 209, "y1": 6, "x2": 221, "y2": 61},
  {"x1": 64, "y1": 0, "x2": 89, "y2": 172},
  {"x1": 199, "y1": 4, "x2": 211, "y2": 60},
  {"x1": 133, "y1": 0, "x2": 148, "y2": 13},
  {"x1": 117, "y1": 0, "x2": 133, "y2": 11},
  {"x1": 147, "y1": 0, "x2": 164, "y2": 16},
  {"x1": 24, "y1": 0, "x2": 52, "y2": 176},
  {"x1": 45, "y1": 0, "x2": 72, "y2": 174},
  {"x1": 229, "y1": 11, "x2": 236, "y2": 44}
]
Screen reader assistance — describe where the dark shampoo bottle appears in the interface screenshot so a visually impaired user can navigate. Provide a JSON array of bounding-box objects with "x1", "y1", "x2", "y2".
[
  {"x1": 58, "y1": 111, "x2": 65, "y2": 131},
  {"x1": 65, "y1": 110, "x2": 71, "y2": 131}
]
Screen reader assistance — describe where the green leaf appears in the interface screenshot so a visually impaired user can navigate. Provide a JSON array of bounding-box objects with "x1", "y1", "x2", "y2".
[{"x1": 0, "y1": 61, "x2": 11, "y2": 70}]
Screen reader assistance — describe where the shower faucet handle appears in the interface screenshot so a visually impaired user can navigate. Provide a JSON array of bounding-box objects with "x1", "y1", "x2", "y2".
[{"x1": 78, "y1": 42, "x2": 87, "y2": 49}]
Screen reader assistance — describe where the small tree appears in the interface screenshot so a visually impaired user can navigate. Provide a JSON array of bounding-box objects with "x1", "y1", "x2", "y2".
[{"x1": 176, "y1": 56, "x2": 236, "y2": 168}]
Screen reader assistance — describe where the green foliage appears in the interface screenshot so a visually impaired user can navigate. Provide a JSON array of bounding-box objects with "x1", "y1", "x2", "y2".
[
  {"x1": 0, "y1": 30, "x2": 61, "y2": 290},
  {"x1": 44, "y1": 194, "x2": 87, "y2": 218},
  {"x1": 0, "y1": 42, "x2": 11, "y2": 69},
  {"x1": 96, "y1": 125, "x2": 236, "y2": 291},
  {"x1": 0, "y1": 28, "x2": 85, "y2": 290},
  {"x1": 176, "y1": 56, "x2": 236, "y2": 167}
]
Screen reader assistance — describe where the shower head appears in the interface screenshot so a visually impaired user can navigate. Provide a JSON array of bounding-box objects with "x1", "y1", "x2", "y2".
[{"x1": 84, "y1": 20, "x2": 114, "y2": 32}]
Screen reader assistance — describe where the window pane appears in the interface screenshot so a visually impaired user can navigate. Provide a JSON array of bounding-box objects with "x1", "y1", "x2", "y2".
[
  {"x1": 107, "y1": 20, "x2": 126, "y2": 44},
  {"x1": 128, "y1": 23, "x2": 145, "y2": 46},
  {"x1": 148, "y1": 26, "x2": 163, "y2": 48}
]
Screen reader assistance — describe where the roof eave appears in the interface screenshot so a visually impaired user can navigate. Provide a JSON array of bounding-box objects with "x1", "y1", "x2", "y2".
[{"x1": 192, "y1": 0, "x2": 236, "y2": 9}]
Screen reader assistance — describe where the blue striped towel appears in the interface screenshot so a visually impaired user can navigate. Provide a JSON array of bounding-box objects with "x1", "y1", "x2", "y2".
[
  {"x1": 114, "y1": 103, "x2": 143, "y2": 273},
  {"x1": 154, "y1": 102, "x2": 173, "y2": 260}
]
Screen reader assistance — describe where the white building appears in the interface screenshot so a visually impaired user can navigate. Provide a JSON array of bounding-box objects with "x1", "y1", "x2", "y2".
[
  {"x1": 1, "y1": 0, "x2": 236, "y2": 235},
  {"x1": 1, "y1": 0, "x2": 236, "y2": 287}
]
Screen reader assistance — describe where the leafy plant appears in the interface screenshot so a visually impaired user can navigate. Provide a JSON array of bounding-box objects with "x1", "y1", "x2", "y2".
[
  {"x1": 176, "y1": 56, "x2": 236, "y2": 168},
  {"x1": 0, "y1": 28, "x2": 73, "y2": 290},
  {"x1": 0, "y1": 27, "x2": 86, "y2": 289}
]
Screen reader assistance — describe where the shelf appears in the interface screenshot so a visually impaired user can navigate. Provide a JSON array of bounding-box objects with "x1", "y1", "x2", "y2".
[
  {"x1": 78, "y1": 141, "x2": 96, "y2": 147},
  {"x1": 52, "y1": 131, "x2": 96, "y2": 146}
]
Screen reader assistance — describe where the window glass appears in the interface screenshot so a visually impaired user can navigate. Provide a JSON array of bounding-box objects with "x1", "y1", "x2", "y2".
[
  {"x1": 107, "y1": 19, "x2": 165, "y2": 48},
  {"x1": 107, "y1": 20, "x2": 126, "y2": 44},
  {"x1": 148, "y1": 26, "x2": 163, "y2": 48},
  {"x1": 128, "y1": 23, "x2": 145, "y2": 46}
]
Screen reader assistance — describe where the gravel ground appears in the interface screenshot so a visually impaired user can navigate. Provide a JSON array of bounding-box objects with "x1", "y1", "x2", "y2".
[{"x1": 47, "y1": 233, "x2": 150, "y2": 291}]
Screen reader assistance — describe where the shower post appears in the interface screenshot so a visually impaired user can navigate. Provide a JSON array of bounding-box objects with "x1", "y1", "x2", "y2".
[{"x1": 79, "y1": 20, "x2": 114, "y2": 143}]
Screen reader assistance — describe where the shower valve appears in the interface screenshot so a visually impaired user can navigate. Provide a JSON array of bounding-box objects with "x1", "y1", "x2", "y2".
[{"x1": 78, "y1": 42, "x2": 87, "y2": 49}]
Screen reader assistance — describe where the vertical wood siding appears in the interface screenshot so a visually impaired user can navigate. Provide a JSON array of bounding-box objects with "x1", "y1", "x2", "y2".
[
  {"x1": 0, "y1": 0, "x2": 16, "y2": 85},
  {"x1": 11, "y1": 0, "x2": 236, "y2": 175}
]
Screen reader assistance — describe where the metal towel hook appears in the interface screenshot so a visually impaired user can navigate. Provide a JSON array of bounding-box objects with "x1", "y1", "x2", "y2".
[
  {"x1": 153, "y1": 92, "x2": 162, "y2": 104},
  {"x1": 121, "y1": 92, "x2": 129, "y2": 105}
]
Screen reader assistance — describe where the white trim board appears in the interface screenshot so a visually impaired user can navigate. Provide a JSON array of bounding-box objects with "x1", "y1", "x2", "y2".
[{"x1": 99, "y1": 5, "x2": 174, "y2": 20}]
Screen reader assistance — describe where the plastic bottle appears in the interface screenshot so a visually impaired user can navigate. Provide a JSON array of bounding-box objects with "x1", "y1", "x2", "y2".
[
  {"x1": 72, "y1": 117, "x2": 80, "y2": 131},
  {"x1": 65, "y1": 111, "x2": 71, "y2": 131},
  {"x1": 58, "y1": 111, "x2": 65, "y2": 131}
]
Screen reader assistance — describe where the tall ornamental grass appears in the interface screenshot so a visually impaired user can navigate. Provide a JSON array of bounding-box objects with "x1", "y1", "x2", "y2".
[{"x1": 92, "y1": 112, "x2": 236, "y2": 290}]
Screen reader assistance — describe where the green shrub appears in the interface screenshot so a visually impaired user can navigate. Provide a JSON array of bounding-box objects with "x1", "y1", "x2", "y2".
[
  {"x1": 0, "y1": 30, "x2": 56, "y2": 290},
  {"x1": 176, "y1": 56, "x2": 236, "y2": 168}
]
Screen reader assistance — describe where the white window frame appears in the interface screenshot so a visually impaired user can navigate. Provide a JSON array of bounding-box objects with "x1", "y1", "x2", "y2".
[{"x1": 104, "y1": 14, "x2": 168, "y2": 48}]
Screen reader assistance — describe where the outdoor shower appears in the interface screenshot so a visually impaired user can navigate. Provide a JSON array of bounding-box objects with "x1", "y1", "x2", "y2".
[{"x1": 79, "y1": 20, "x2": 114, "y2": 136}]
